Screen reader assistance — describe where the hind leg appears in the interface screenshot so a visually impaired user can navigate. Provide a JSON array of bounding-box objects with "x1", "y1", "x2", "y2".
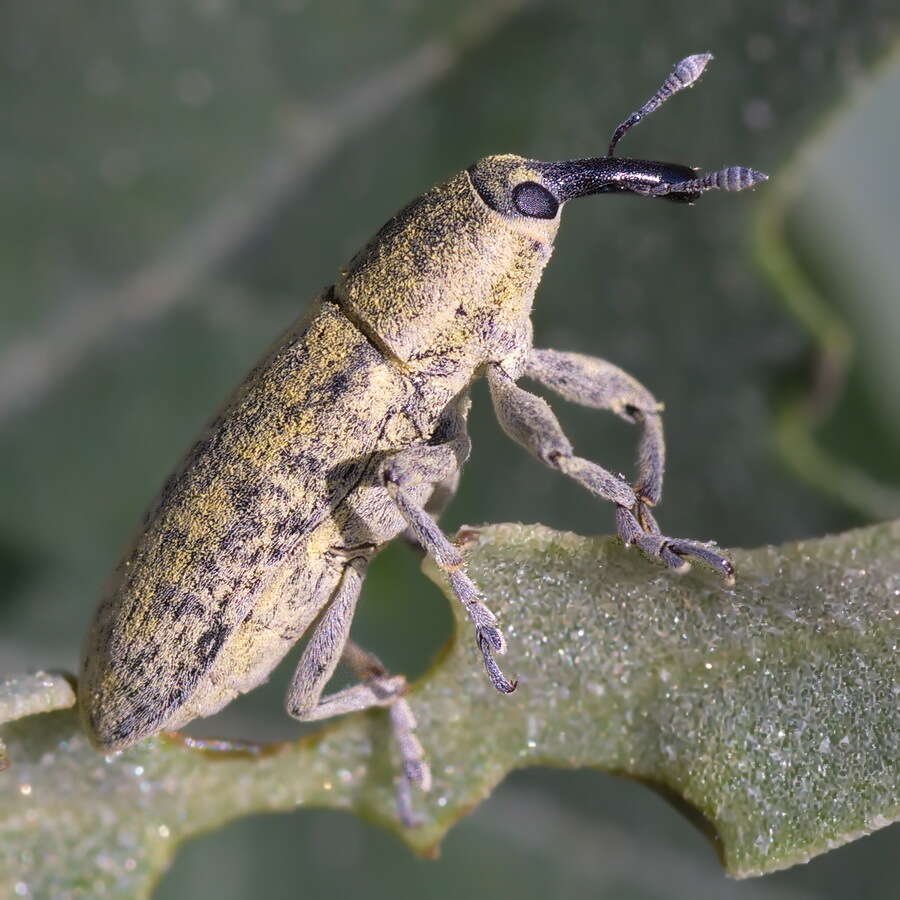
[{"x1": 285, "y1": 558, "x2": 429, "y2": 826}]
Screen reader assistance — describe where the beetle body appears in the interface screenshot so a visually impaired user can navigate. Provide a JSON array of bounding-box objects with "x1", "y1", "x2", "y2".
[
  {"x1": 80, "y1": 55, "x2": 766, "y2": 823},
  {"x1": 81, "y1": 164, "x2": 557, "y2": 747}
]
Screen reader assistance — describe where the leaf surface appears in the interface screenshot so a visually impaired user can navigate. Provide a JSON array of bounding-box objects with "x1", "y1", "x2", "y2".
[{"x1": 2, "y1": 521, "x2": 897, "y2": 895}]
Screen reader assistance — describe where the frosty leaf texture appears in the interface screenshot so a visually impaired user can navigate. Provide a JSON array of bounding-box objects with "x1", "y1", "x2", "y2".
[{"x1": 1, "y1": 521, "x2": 897, "y2": 896}]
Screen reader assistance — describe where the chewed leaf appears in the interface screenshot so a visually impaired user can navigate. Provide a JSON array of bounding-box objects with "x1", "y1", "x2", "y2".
[
  {"x1": 432, "y1": 522, "x2": 899, "y2": 877},
  {"x1": 1, "y1": 521, "x2": 898, "y2": 896}
]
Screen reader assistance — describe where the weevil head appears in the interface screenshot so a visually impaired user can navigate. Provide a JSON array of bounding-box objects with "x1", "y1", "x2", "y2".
[
  {"x1": 334, "y1": 153, "x2": 700, "y2": 375},
  {"x1": 466, "y1": 154, "x2": 565, "y2": 239}
]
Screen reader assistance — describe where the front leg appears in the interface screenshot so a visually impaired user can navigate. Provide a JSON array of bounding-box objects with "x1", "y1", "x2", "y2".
[
  {"x1": 487, "y1": 363, "x2": 733, "y2": 583},
  {"x1": 525, "y1": 348, "x2": 664, "y2": 509}
]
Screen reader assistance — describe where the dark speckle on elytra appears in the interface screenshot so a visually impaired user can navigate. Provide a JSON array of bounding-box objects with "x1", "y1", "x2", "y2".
[
  {"x1": 196, "y1": 622, "x2": 229, "y2": 663},
  {"x1": 267, "y1": 545, "x2": 286, "y2": 564},
  {"x1": 325, "y1": 371, "x2": 350, "y2": 397},
  {"x1": 154, "y1": 582, "x2": 177, "y2": 604},
  {"x1": 172, "y1": 593, "x2": 203, "y2": 620}
]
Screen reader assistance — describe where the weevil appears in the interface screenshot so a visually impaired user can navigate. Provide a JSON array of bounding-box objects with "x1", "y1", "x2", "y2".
[{"x1": 80, "y1": 54, "x2": 767, "y2": 824}]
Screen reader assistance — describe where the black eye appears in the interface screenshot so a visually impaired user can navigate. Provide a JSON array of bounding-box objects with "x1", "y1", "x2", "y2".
[{"x1": 512, "y1": 182, "x2": 559, "y2": 219}]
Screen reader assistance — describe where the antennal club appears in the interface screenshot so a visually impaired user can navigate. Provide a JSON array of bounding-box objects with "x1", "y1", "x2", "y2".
[
  {"x1": 608, "y1": 53, "x2": 713, "y2": 156},
  {"x1": 648, "y1": 165, "x2": 769, "y2": 197}
]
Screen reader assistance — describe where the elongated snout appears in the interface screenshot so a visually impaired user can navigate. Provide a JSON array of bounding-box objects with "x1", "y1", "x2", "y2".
[{"x1": 539, "y1": 157, "x2": 703, "y2": 204}]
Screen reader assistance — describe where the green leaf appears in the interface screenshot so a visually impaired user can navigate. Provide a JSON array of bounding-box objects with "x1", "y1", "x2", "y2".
[
  {"x1": 2, "y1": 521, "x2": 897, "y2": 896},
  {"x1": 0, "y1": 672, "x2": 75, "y2": 771}
]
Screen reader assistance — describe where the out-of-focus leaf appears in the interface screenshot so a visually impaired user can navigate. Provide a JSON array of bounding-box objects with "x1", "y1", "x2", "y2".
[
  {"x1": 2, "y1": 521, "x2": 897, "y2": 896},
  {"x1": 0, "y1": 672, "x2": 74, "y2": 770},
  {"x1": 756, "y1": 80, "x2": 900, "y2": 520}
]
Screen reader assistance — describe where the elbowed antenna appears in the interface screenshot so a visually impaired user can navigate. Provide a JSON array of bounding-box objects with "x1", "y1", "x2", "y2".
[
  {"x1": 535, "y1": 52, "x2": 768, "y2": 204},
  {"x1": 608, "y1": 53, "x2": 713, "y2": 156}
]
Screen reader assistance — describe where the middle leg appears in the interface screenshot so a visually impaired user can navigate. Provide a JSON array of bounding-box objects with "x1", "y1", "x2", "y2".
[{"x1": 381, "y1": 442, "x2": 517, "y2": 696}]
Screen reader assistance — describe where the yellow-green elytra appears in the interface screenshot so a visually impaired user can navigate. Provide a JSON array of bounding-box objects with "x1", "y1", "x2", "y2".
[{"x1": 80, "y1": 54, "x2": 766, "y2": 825}]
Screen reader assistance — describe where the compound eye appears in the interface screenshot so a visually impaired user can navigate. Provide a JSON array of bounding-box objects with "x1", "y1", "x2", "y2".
[{"x1": 512, "y1": 181, "x2": 559, "y2": 219}]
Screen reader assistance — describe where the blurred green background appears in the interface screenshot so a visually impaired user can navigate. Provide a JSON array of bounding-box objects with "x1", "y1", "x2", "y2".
[{"x1": 1, "y1": 1, "x2": 898, "y2": 897}]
